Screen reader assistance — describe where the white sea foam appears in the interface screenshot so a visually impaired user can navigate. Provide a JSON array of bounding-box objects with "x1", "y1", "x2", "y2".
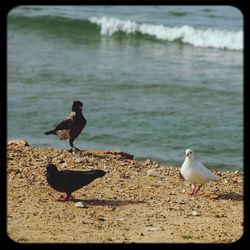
[{"x1": 89, "y1": 16, "x2": 243, "y2": 51}]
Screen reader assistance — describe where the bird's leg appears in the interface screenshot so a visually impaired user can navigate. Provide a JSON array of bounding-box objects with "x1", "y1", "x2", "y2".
[
  {"x1": 68, "y1": 139, "x2": 80, "y2": 152},
  {"x1": 65, "y1": 193, "x2": 73, "y2": 201},
  {"x1": 189, "y1": 184, "x2": 196, "y2": 195},
  {"x1": 57, "y1": 193, "x2": 73, "y2": 202},
  {"x1": 73, "y1": 146, "x2": 81, "y2": 151},
  {"x1": 68, "y1": 139, "x2": 74, "y2": 153},
  {"x1": 194, "y1": 185, "x2": 202, "y2": 195},
  {"x1": 65, "y1": 193, "x2": 77, "y2": 202}
]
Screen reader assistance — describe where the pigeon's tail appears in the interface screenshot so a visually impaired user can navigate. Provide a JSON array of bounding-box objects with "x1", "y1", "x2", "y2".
[
  {"x1": 90, "y1": 169, "x2": 106, "y2": 178},
  {"x1": 44, "y1": 129, "x2": 57, "y2": 135},
  {"x1": 83, "y1": 169, "x2": 106, "y2": 179},
  {"x1": 97, "y1": 170, "x2": 106, "y2": 177}
]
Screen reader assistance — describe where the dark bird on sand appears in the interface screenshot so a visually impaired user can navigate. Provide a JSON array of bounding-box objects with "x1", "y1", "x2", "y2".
[
  {"x1": 44, "y1": 100, "x2": 87, "y2": 152},
  {"x1": 45, "y1": 163, "x2": 106, "y2": 202}
]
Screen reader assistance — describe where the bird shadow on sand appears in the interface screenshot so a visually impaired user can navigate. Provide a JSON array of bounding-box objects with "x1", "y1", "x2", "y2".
[
  {"x1": 71, "y1": 198, "x2": 146, "y2": 207},
  {"x1": 211, "y1": 192, "x2": 243, "y2": 201}
]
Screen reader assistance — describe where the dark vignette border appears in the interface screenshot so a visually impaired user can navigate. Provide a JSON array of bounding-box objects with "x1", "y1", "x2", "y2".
[{"x1": 0, "y1": 0, "x2": 248, "y2": 249}]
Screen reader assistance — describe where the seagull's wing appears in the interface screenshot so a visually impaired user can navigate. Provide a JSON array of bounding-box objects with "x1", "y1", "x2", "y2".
[{"x1": 194, "y1": 161, "x2": 219, "y2": 181}]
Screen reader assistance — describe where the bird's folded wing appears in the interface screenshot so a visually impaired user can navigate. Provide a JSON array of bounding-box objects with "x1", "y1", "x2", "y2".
[
  {"x1": 63, "y1": 170, "x2": 95, "y2": 189},
  {"x1": 194, "y1": 162, "x2": 217, "y2": 180},
  {"x1": 55, "y1": 118, "x2": 74, "y2": 130}
]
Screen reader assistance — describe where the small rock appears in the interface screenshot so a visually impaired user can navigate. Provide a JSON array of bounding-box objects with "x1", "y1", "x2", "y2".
[
  {"x1": 192, "y1": 211, "x2": 198, "y2": 216},
  {"x1": 107, "y1": 206, "x2": 116, "y2": 211},
  {"x1": 118, "y1": 218, "x2": 125, "y2": 221},
  {"x1": 145, "y1": 159, "x2": 152, "y2": 165},
  {"x1": 147, "y1": 169, "x2": 159, "y2": 177},
  {"x1": 118, "y1": 152, "x2": 134, "y2": 160},
  {"x1": 75, "y1": 202, "x2": 88, "y2": 208},
  {"x1": 62, "y1": 163, "x2": 68, "y2": 168},
  {"x1": 8, "y1": 139, "x2": 29, "y2": 147},
  {"x1": 215, "y1": 213, "x2": 227, "y2": 218},
  {"x1": 120, "y1": 173, "x2": 130, "y2": 178},
  {"x1": 16, "y1": 173, "x2": 23, "y2": 178},
  {"x1": 145, "y1": 227, "x2": 160, "y2": 231},
  {"x1": 177, "y1": 200, "x2": 186, "y2": 205},
  {"x1": 97, "y1": 216, "x2": 106, "y2": 222},
  {"x1": 168, "y1": 191, "x2": 175, "y2": 195}
]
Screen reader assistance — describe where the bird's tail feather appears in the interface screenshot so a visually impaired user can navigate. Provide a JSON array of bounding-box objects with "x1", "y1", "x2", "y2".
[
  {"x1": 44, "y1": 129, "x2": 56, "y2": 135},
  {"x1": 83, "y1": 170, "x2": 106, "y2": 178}
]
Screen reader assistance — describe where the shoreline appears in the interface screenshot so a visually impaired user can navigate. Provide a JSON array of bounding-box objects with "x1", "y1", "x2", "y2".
[{"x1": 7, "y1": 140, "x2": 243, "y2": 243}]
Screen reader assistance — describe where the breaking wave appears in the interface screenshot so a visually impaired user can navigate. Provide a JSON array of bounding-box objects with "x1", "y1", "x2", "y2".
[{"x1": 89, "y1": 16, "x2": 243, "y2": 51}]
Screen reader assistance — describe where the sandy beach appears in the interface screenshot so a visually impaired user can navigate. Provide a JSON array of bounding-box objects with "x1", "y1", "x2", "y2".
[{"x1": 7, "y1": 140, "x2": 243, "y2": 243}]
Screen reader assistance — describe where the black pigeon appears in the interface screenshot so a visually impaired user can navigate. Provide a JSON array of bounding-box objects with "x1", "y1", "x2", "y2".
[
  {"x1": 44, "y1": 100, "x2": 87, "y2": 152},
  {"x1": 45, "y1": 164, "x2": 106, "y2": 202}
]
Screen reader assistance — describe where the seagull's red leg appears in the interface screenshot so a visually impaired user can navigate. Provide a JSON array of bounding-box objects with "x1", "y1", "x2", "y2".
[
  {"x1": 194, "y1": 185, "x2": 202, "y2": 195},
  {"x1": 189, "y1": 184, "x2": 196, "y2": 195}
]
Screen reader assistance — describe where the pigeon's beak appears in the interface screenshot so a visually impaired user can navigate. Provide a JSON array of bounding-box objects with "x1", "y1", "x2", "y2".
[{"x1": 186, "y1": 151, "x2": 192, "y2": 157}]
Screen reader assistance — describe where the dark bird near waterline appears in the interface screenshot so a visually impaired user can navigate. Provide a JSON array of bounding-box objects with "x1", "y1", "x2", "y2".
[
  {"x1": 44, "y1": 100, "x2": 86, "y2": 152},
  {"x1": 45, "y1": 164, "x2": 106, "y2": 202}
]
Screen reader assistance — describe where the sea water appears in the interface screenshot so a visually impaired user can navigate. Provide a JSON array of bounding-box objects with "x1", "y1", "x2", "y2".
[{"x1": 7, "y1": 5, "x2": 243, "y2": 171}]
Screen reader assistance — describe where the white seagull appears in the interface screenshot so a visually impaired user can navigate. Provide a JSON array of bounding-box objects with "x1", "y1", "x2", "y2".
[{"x1": 180, "y1": 148, "x2": 220, "y2": 195}]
